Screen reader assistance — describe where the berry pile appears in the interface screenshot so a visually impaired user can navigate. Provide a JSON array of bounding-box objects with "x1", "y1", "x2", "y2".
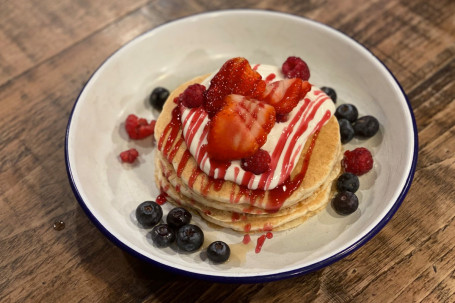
[
  {"x1": 135, "y1": 201, "x2": 230, "y2": 263},
  {"x1": 332, "y1": 100, "x2": 379, "y2": 144},
  {"x1": 119, "y1": 114, "x2": 157, "y2": 163},
  {"x1": 118, "y1": 84, "x2": 168, "y2": 164},
  {"x1": 319, "y1": 86, "x2": 381, "y2": 215}
]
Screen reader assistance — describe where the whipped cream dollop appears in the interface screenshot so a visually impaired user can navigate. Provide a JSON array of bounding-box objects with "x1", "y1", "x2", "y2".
[{"x1": 180, "y1": 64, "x2": 335, "y2": 190}]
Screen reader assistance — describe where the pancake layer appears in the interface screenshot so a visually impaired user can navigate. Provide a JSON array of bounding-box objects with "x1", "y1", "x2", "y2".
[{"x1": 154, "y1": 74, "x2": 341, "y2": 232}]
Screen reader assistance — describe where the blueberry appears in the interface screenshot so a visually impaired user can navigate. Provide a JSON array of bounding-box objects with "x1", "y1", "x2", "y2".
[
  {"x1": 151, "y1": 224, "x2": 176, "y2": 247},
  {"x1": 207, "y1": 241, "x2": 230, "y2": 263},
  {"x1": 176, "y1": 224, "x2": 204, "y2": 252},
  {"x1": 336, "y1": 172, "x2": 360, "y2": 193},
  {"x1": 338, "y1": 118, "x2": 354, "y2": 144},
  {"x1": 149, "y1": 87, "x2": 170, "y2": 111},
  {"x1": 332, "y1": 191, "x2": 359, "y2": 215},
  {"x1": 136, "y1": 201, "x2": 163, "y2": 227},
  {"x1": 167, "y1": 207, "x2": 192, "y2": 229},
  {"x1": 335, "y1": 104, "x2": 358, "y2": 122},
  {"x1": 353, "y1": 115, "x2": 379, "y2": 138},
  {"x1": 321, "y1": 86, "x2": 337, "y2": 103}
]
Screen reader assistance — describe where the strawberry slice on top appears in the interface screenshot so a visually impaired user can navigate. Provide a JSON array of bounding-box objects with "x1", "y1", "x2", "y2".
[
  {"x1": 261, "y1": 78, "x2": 312, "y2": 115},
  {"x1": 204, "y1": 57, "x2": 266, "y2": 118},
  {"x1": 207, "y1": 94, "x2": 276, "y2": 161}
]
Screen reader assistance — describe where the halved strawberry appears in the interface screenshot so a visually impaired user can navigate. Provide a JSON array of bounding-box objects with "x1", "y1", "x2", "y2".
[
  {"x1": 204, "y1": 57, "x2": 266, "y2": 118},
  {"x1": 261, "y1": 79, "x2": 312, "y2": 115},
  {"x1": 207, "y1": 94, "x2": 276, "y2": 161}
]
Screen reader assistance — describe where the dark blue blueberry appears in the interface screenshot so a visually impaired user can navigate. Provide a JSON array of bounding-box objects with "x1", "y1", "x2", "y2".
[
  {"x1": 176, "y1": 224, "x2": 204, "y2": 252},
  {"x1": 135, "y1": 201, "x2": 163, "y2": 227},
  {"x1": 207, "y1": 241, "x2": 230, "y2": 263},
  {"x1": 167, "y1": 207, "x2": 192, "y2": 229},
  {"x1": 336, "y1": 172, "x2": 360, "y2": 193},
  {"x1": 149, "y1": 87, "x2": 170, "y2": 111},
  {"x1": 321, "y1": 86, "x2": 337, "y2": 103},
  {"x1": 332, "y1": 191, "x2": 359, "y2": 215},
  {"x1": 338, "y1": 118, "x2": 355, "y2": 144},
  {"x1": 335, "y1": 104, "x2": 358, "y2": 122},
  {"x1": 151, "y1": 224, "x2": 176, "y2": 247},
  {"x1": 353, "y1": 115, "x2": 379, "y2": 138}
]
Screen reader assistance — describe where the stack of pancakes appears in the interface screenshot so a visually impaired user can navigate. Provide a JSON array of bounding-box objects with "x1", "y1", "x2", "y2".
[{"x1": 154, "y1": 76, "x2": 342, "y2": 233}]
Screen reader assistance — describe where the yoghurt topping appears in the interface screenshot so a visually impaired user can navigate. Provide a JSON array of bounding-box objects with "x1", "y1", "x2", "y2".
[{"x1": 180, "y1": 64, "x2": 335, "y2": 190}]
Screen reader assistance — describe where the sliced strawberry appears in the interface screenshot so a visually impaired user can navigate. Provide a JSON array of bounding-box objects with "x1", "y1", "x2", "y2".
[
  {"x1": 207, "y1": 94, "x2": 276, "y2": 161},
  {"x1": 204, "y1": 57, "x2": 266, "y2": 117},
  {"x1": 261, "y1": 79, "x2": 312, "y2": 115}
]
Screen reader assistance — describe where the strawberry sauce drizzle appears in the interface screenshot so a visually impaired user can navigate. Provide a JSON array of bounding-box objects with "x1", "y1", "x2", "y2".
[
  {"x1": 255, "y1": 234, "x2": 267, "y2": 253},
  {"x1": 182, "y1": 107, "x2": 207, "y2": 148},
  {"x1": 164, "y1": 72, "x2": 333, "y2": 212},
  {"x1": 227, "y1": 109, "x2": 329, "y2": 212},
  {"x1": 167, "y1": 138, "x2": 184, "y2": 162},
  {"x1": 257, "y1": 98, "x2": 311, "y2": 189},
  {"x1": 255, "y1": 232, "x2": 274, "y2": 253},
  {"x1": 158, "y1": 106, "x2": 181, "y2": 158},
  {"x1": 266, "y1": 128, "x2": 322, "y2": 211},
  {"x1": 265, "y1": 73, "x2": 276, "y2": 83},
  {"x1": 156, "y1": 193, "x2": 168, "y2": 205},
  {"x1": 281, "y1": 97, "x2": 330, "y2": 179},
  {"x1": 243, "y1": 234, "x2": 251, "y2": 244},
  {"x1": 177, "y1": 150, "x2": 192, "y2": 177},
  {"x1": 244, "y1": 223, "x2": 251, "y2": 233},
  {"x1": 263, "y1": 223, "x2": 273, "y2": 231}
]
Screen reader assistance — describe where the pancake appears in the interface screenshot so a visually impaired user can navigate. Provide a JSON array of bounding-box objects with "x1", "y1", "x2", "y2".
[
  {"x1": 155, "y1": 123, "x2": 341, "y2": 215},
  {"x1": 154, "y1": 76, "x2": 341, "y2": 212},
  {"x1": 155, "y1": 149, "x2": 342, "y2": 232},
  {"x1": 154, "y1": 71, "x2": 342, "y2": 232}
]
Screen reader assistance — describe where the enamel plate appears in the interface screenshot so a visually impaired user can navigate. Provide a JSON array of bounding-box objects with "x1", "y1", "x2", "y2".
[{"x1": 65, "y1": 10, "x2": 417, "y2": 282}]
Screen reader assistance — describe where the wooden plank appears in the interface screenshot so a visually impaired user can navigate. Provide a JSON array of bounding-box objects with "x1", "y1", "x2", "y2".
[{"x1": 0, "y1": 0, "x2": 149, "y2": 85}]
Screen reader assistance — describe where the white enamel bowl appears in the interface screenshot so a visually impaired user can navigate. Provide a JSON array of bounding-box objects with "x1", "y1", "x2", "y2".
[{"x1": 65, "y1": 10, "x2": 417, "y2": 282}]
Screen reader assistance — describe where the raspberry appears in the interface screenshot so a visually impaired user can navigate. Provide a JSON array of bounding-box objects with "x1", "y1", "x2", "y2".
[
  {"x1": 179, "y1": 84, "x2": 206, "y2": 108},
  {"x1": 343, "y1": 147, "x2": 373, "y2": 176},
  {"x1": 125, "y1": 114, "x2": 156, "y2": 139},
  {"x1": 241, "y1": 149, "x2": 271, "y2": 175},
  {"x1": 282, "y1": 56, "x2": 310, "y2": 80},
  {"x1": 120, "y1": 148, "x2": 139, "y2": 163}
]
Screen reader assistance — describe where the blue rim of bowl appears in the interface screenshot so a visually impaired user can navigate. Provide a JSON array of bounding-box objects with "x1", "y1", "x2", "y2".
[{"x1": 65, "y1": 9, "x2": 418, "y2": 283}]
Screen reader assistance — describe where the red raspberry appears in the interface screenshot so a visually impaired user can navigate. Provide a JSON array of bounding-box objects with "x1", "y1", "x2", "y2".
[
  {"x1": 282, "y1": 56, "x2": 310, "y2": 80},
  {"x1": 179, "y1": 84, "x2": 206, "y2": 108},
  {"x1": 120, "y1": 148, "x2": 139, "y2": 163},
  {"x1": 241, "y1": 149, "x2": 271, "y2": 175},
  {"x1": 125, "y1": 114, "x2": 156, "y2": 139},
  {"x1": 343, "y1": 147, "x2": 373, "y2": 176}
]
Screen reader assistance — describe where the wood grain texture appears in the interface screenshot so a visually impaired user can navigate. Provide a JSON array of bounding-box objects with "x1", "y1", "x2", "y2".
[{"x1": 0, "y1": 0, "x2": 454, "y2": 302}]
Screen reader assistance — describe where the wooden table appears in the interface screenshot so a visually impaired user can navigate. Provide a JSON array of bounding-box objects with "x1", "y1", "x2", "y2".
[{"x1": 1, "y1": 0, "x2": 454, "y2": 302}]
